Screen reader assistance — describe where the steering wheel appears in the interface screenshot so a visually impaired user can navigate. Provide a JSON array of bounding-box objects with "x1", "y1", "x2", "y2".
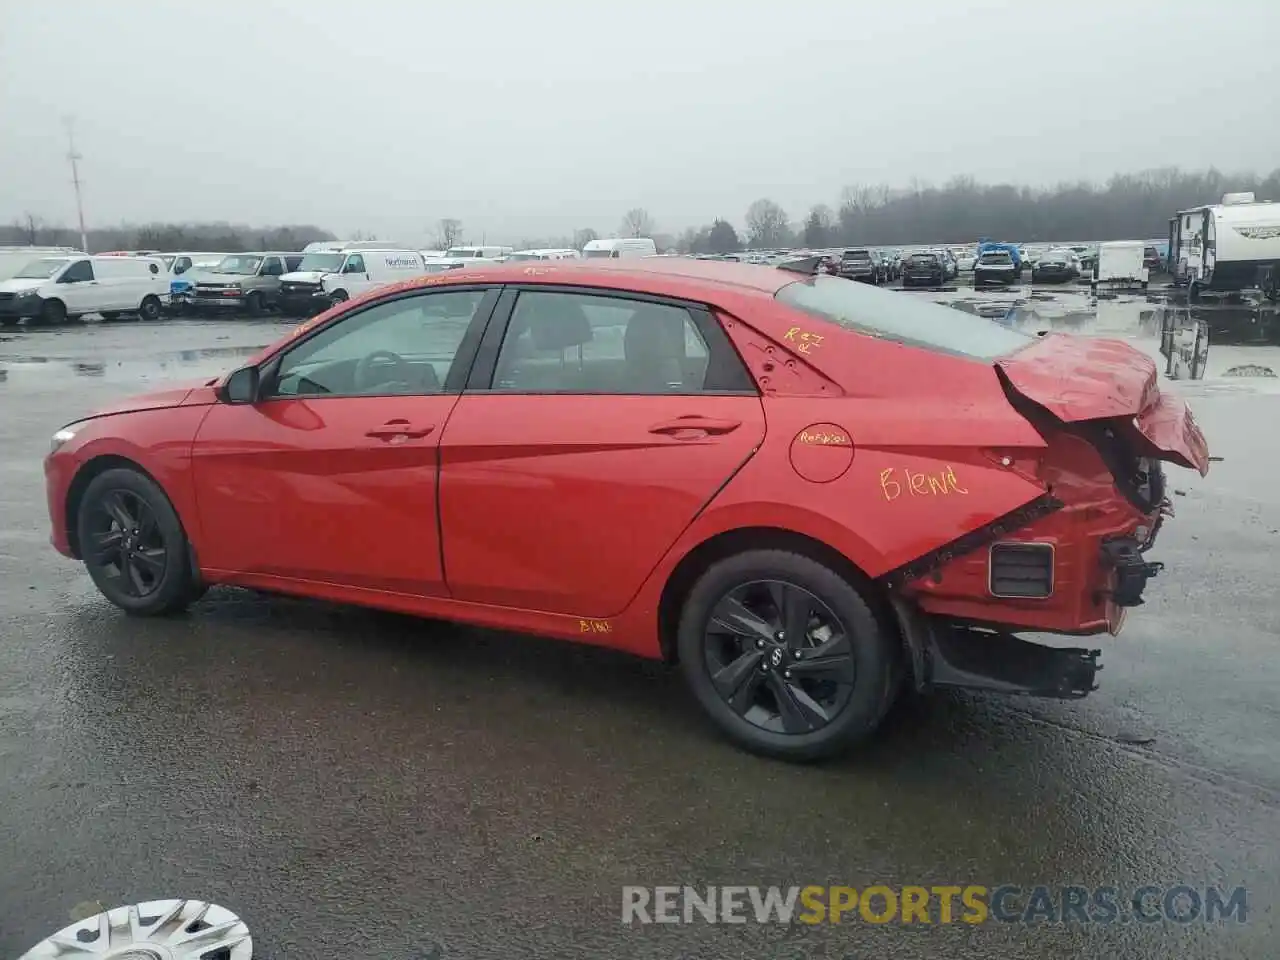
[{"x1": 353, "y1": 349, "x2": 411, "y2": 393}]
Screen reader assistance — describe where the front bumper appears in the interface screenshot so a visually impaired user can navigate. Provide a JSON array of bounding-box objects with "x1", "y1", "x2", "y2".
[
  {"x1": 190, "y1": 293, "x2": 245, "y2": 309},
  {"x1": 0, "y1": 295, "x2": 42, "y2": 319},
  {"x1": 974, "y1": 270, "x2": 1016, "y2": 284},
  {"x1": 278, "y1": 290, "x2": 328, "y2": 314}
]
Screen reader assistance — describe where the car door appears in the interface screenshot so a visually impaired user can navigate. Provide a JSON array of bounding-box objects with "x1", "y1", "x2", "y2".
[
  {"x1": 437, "y1": 287, "x2": 765, "y2": 617},
  {"x1": 54, "y1": 259, "x2": 97, "y2": 313},
  {"x1": 190, "y1": 286, "x2": 499, "y2": 596},
  {"x1": 341, "y1": 253, "x2": 370, "y2": 296}
]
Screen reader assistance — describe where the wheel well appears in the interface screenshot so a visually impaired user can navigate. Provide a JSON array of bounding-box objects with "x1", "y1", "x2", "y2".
[
  {"x1": 64, "y1": 454, "x2": 154, "y2": 559},
  {"x1": 656, "y1": 526, "x2": 897, "y2": 663}
]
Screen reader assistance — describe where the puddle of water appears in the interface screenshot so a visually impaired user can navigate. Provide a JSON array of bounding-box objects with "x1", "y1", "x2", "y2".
[{"x1": 0, "y1": 344, "x2": 262, "y2": 386}]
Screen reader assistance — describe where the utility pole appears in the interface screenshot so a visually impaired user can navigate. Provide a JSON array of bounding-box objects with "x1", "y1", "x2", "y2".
[{"x1": 64, "y1": 117, "x2": 89, "y2": 253}]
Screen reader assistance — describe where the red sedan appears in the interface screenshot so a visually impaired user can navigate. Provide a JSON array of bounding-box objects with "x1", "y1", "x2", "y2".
[{"x1": 44, "y1": 258, "x2": 1209, "y2": 760}]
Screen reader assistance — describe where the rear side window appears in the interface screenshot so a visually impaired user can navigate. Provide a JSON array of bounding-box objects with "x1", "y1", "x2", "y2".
[
  {"x1": 490, "y1": 291, "x2": 753, "y2": 394},
  {"x1": 775, "y1": 276, "x2": 1030, "y2": 361}
]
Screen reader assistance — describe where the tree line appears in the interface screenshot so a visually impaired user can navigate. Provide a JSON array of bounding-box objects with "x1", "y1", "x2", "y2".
[
  {"x1": 676, "y1": 166, "x2": 1280, "y2": 254},
  {"x1": 8, "y1": 167, "x2": 1278, "y2": 258},
  {"x1": 1, "y1": 216, "x2": 337, "y2": 253}
]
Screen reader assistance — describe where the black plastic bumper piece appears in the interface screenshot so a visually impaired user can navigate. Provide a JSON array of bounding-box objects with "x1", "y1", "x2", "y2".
[
  {"x1": 1100, "y1": 537, "x2": 1164, "y2": 607},
  {"x1": 928, "y1": 626, "x2": 1101, "y2": 699},
  {"x1": 889, "y1": 599, "x2": 1101, "y2": 700}
]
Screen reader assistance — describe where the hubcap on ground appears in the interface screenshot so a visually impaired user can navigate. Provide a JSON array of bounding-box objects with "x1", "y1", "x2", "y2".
[
  {"x1": 86, "y1": 489, "x2": 168, "y2": 597},
  {"x1": 18, "y1": 899, "x2": 251, "y2": 960},
  {"x1": 703, "y1": 579, "x2": 856, "y2": 735}
]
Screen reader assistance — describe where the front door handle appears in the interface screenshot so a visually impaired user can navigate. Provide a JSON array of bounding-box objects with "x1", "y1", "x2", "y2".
[
  {"x1": 365, "y1": 419, "x2": 434, "y2": 440},
  {"x1": 648, "y1": 416, "x2": 742, "y2": 437}
]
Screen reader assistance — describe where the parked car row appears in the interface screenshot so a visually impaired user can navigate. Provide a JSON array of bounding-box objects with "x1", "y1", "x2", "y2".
[{"x1": 0, "y1": 237, "x2": 662, "y2": 324}]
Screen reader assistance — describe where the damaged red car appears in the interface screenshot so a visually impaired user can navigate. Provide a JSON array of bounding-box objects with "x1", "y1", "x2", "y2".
[{"x1": 44, "y1": 257, "x2": 1209, "y2": 761}]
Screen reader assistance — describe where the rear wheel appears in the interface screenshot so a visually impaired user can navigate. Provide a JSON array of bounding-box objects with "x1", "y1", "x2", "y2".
[
  {"x1": 76, "y1": 467, "x2": 198, "y2": 616},
  {"x1": 138, "y1": 295, "x2": 162, "y2": 321},
  {"x1": 677, "y1": 549, "x2": 897, "y2": 761}
]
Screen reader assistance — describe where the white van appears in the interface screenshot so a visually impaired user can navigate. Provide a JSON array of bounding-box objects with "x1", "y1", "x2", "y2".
[
  {"x1": 582, "y1": 238, "x2": 658, "y2": 259},
  {"x1": 444, "y1": 245, "x2": 513, "y2": 262},
  {"x1": 277, "y1": 247, "x2": 428, "y2": 315},
  {"x1": 1092, "y1": 240, "x2": 1149, "y2": 291},
  {"x1": 506, "y1": 248, "x2": 582, "y2": 261},
  {"x1": 0, "y1": 254, "x2": 168, "y2": 324},
  {"x1": 0, "y1": 246, "x2": 82, "y2": 282}
]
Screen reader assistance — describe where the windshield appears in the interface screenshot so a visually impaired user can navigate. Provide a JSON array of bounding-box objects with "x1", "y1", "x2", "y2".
[
  {"x1": 775, "y1": 275, "x2": 1030, "y2": 361},
  {"x1": 445, "y1": 248, "x2": 479, "y2": 258},
  {"x1": 14, "y1": 258, "x2": 70, "y2": 279},
  {"x1": 212, "y1": 255, "x2": 262, "y2": 275},
  {"x1": 297, "y1": 253, "x2": 346, "y2": 272}
]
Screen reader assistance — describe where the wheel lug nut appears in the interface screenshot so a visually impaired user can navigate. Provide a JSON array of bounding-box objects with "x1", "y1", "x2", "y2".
[
  {"x1": 776, "y1": 631, "x2": 786, "y2": 641},
  {"x1": 783, "y1": 670, "x2": 791, "y2": 679},
  {"x1": 756, "y1": 639, "x2": 765, "y2": 649}
]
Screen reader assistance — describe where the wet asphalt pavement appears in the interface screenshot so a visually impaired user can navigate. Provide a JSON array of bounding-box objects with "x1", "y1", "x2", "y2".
[{"x1": 1, "y1": 288, "x2": 1278, "y2": 959}]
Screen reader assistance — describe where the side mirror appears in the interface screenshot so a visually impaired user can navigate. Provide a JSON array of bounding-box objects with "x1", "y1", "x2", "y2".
[{"x1": 219, "y1": 366, "x2": 260, "y2": 404}]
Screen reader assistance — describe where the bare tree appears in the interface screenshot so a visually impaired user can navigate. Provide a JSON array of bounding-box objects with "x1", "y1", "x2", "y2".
[
  {"x1": 573, "y1": 227, "x2": 600, "y2": 249},
  {"x1": 620, "y1": 208, "x2": 654, "y2": 238},
  {"x1": 436, "y1": 218, "x2": 463, "y2": 249},
  {"x1": 745, "y1": 198, "x2": 790, "y2": 248},
  {"x1": 17, "y1": 213, "x2": 41, "y2": 245}
]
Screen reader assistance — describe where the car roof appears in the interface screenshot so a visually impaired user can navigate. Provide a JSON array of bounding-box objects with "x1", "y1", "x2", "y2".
[{"x1": 360, "y1": 257, "x2": 797, "y2": 304}]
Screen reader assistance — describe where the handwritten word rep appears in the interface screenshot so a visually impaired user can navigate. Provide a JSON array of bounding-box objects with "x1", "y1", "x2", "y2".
[
  {"x1": 880, "y1": 465, "x2": 969, "y2": 501},
  {"x1": 783, "y1": 327, "x2": 824, "y2": 354}
]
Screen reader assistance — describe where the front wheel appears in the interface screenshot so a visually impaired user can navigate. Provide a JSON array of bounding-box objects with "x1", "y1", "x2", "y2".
[
  {"x1": 328, "y1": 290, "x2": 349, "y2": 309},
  {"x1": 39, "y1": 298, "x2": 67, "y2": 325},
  {"x1": 245, "y1": 291, "x2": 264, "y2": 316},
  {"x1": 138, "y1": 295, "x2": 162, "y2": 321},
  {"x1": 76, "y1": 467, "x2": 198, "y2": 616},
  {"x1": 677, "y1": 549, "x2": 898, "y2": 761}
]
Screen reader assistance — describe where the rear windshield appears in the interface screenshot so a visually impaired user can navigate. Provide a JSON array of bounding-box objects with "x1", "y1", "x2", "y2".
[
  {"x1": 775, "y1": 275, "x2": 1031, "y2": 361},
  {"x1": 980, "y1": 252, "x2": 1013, "y2": 264},
  {"x1": 842, "y1": 250, "x2": 871, "y2": 260},
  {"x1": 909, "y1": 253, "x2": 938, "y2": 263}
]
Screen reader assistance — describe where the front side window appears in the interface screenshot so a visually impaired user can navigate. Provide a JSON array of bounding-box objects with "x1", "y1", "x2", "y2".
[
  {"x1": 59, "y1": 260, "x2": 95, "y2": 283},
  {"x1": 260, "y1": 257, "x2": 284, "y2": 277},
  {"x1": 343, "y1": 254, "x2": 366, "y2": 274},
  {"x1": 776, "y1": 275, "x2": 1030, "y2": 362},
  {"x1": 267, "y1": 290, "x2": 487, "y2": 398},
  {"x1": 490, "y1": 291, "x2": 752, "y2": 394}
]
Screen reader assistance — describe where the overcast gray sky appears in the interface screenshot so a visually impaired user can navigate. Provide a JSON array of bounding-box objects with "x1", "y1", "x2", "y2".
[{"x1": 1, "y1": 0, "x2": 1276, "y2": 244}]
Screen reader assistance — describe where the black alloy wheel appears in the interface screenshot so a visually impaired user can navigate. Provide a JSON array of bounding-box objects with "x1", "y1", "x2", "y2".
[
  {"x1": 678, "y1": 549, "x2": 898, "y2": 761},
  {"x1": 77, "y1": 468, "x2": 200, "y2": 615}
]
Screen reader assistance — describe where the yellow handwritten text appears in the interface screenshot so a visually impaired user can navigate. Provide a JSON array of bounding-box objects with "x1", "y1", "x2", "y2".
[
  {"x1": 798, "y1": 430, "x2": 850, "y2": 446},
  {"x1": 783, "y1": 327, "x2": 825, "y2": 354},
  {"x1": 579, "y1": 619, "x2": 613, "y2": 634},
  {"x1": 880, "y1": 465, "x2": 969, "y2": 501}
]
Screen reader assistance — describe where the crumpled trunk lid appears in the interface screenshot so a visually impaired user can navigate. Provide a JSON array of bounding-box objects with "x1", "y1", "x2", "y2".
[{"x1": 995, "y1": 333, "x2": 1210, "y2": 476}]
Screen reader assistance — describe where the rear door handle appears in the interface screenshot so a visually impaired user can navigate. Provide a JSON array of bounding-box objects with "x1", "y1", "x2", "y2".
[
  {"x1": 365, "y1": 419, "x2": 435, "y2": 440},
  {"x1": 648, "y1": 416, "x2": 741, "y2": 437}
]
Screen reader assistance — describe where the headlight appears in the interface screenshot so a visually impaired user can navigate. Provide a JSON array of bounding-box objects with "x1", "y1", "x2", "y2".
[
  {"x1": 51, "y1": 422, "x2": 84, "y2": 453},
  {"x1": 14, "y1": 289, "x2": 37, "y2": 299}
]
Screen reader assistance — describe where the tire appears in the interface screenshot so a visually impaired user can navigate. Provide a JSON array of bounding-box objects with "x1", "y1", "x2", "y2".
[
  {"x1": 329, "y1": 290, "x2": 349, "y2": 308},
  {"x1": 39, "y1": 298, "x2": 67, "y2": 325},
  {"x1": 245, "y1": 291, "x2": 264, "y2": 316},
  {"x1": 902, "y1": 278, "x2": 913, "y2": 289},
  {"x1": 677, "y1": 549, "x2": 897, "y2": 761},
  {"x1": 138, "y1": 295, "x2": 162, "y2": 321},
  {"x1": 76, "y1": 467, "x2": 198, "y2": 616}
]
